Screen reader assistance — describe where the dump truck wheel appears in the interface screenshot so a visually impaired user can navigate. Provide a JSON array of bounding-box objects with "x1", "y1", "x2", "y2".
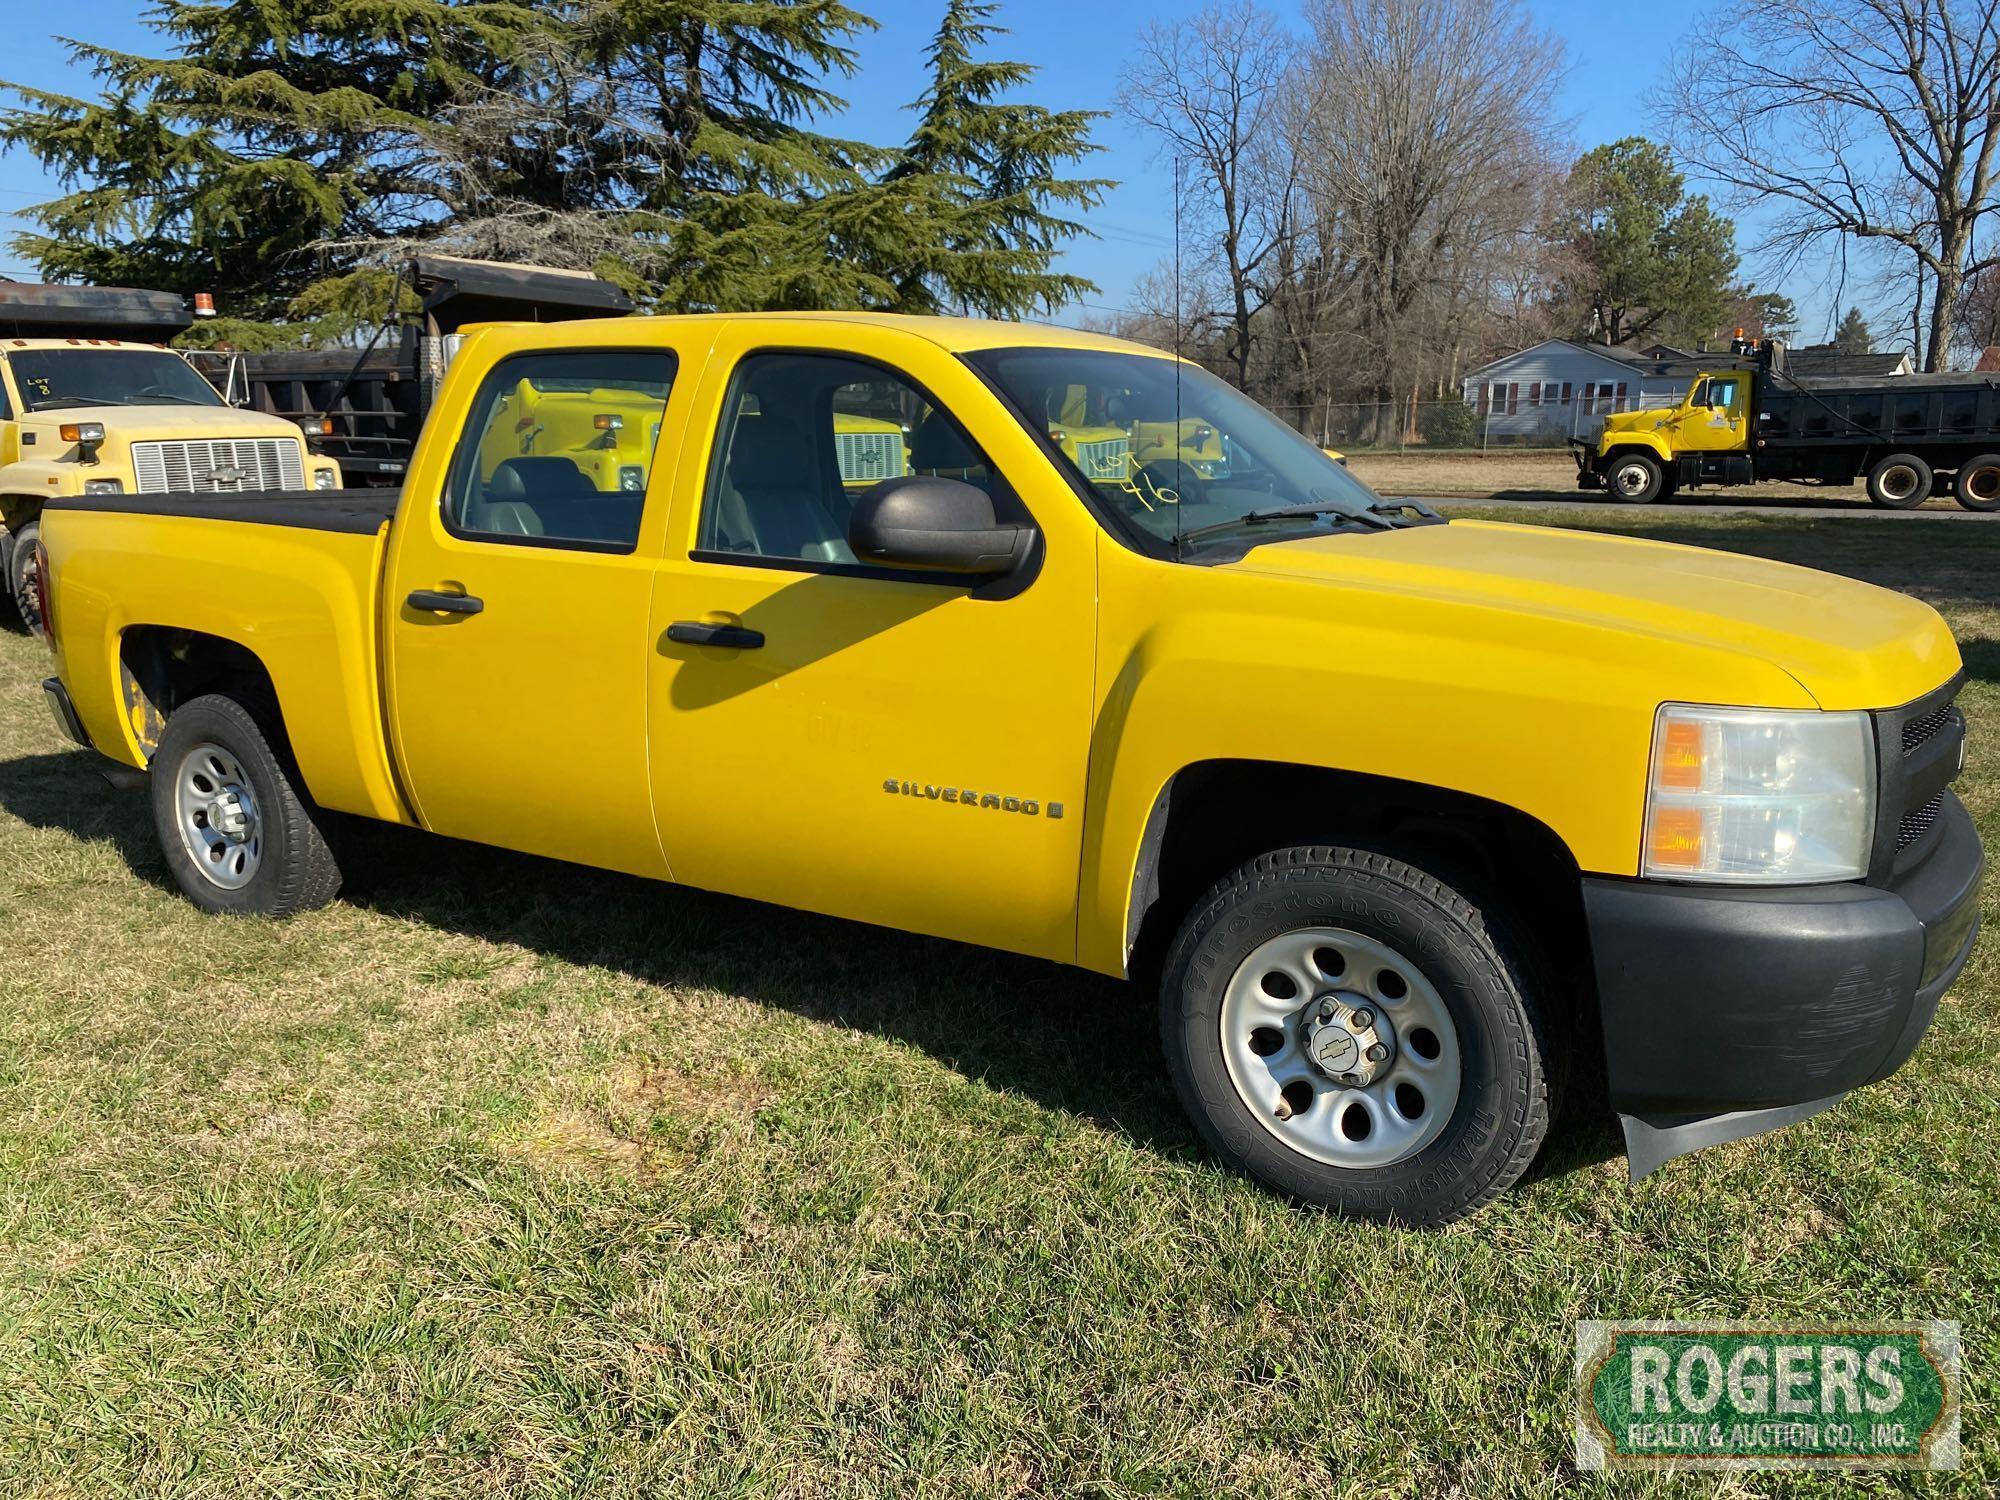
[
  {"x1": 1159, "y1": 845, "x2": 1554, "y2": 1225},
  {"x1": 1867, "y1": 453, "x2": 1932, "y2": 509},
  {"x1": 1953, "y1": 455, "x2": 2000, "y2": 512},
  {"x1": 151, "y1": 693, "x2": 343, "y2": 917},
  {"x1": 6, "y1": 520, "x2": 39, "y2": 633},
  {"x1": 1606, "y1": 452, "x2": 1664, "y2": 503}
]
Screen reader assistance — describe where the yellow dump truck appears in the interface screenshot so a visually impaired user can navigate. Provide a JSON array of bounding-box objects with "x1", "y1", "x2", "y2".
[
  {"x1": 1574, "y1": 337, "x2": 2000, "y2": 510},
  {"x1": 33, "y1": 312, "x2": 1981, "y2": 1224},
  {"x1": 0, "y1": 284, "x2": 340, "y2": 628}
]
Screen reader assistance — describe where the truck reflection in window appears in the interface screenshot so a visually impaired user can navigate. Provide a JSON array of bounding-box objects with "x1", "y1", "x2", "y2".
[{"x1": 444, "y1": 350, "x2": 678, "y2": 550}]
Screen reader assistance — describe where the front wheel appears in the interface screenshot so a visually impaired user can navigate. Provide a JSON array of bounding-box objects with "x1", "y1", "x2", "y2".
[
  {"x1": 1160, "y1": 846, "x2": 1554, "y2": 1225},
  {"x1": 7, "y1": 519, "x2": 40, "y2": 633},
  {"x1": 151, "y1": 693, "x2": 343, "y2": 916},
  {"x1": 1605, "y1": 452, "x2": 1665, "y2": 503}
]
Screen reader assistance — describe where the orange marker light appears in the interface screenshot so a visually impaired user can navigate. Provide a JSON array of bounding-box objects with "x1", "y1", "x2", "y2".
[
  {"x1": 593, "y1": 413, "x2": 624, "y2": 430},
  {"x1": 1656, "y1": 718, "x2": 1706, "y2": 790},
  {"x1": 1646, "y1": 805, "x2": 1707, "y2": 872}
]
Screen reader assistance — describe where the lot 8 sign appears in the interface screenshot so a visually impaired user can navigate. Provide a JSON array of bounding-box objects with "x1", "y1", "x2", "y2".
[{"x1": 1575, "y1": 1322, "x2": 1959, "y2": 1470}]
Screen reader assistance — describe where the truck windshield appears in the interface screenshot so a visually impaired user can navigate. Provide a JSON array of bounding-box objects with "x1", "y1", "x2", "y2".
[
  {"x1": 9, "y1": 349, "x2": 223, "y2": 412},
  {"x1": 964, "y1": 347, "x2": 1382, "y2": 557}
]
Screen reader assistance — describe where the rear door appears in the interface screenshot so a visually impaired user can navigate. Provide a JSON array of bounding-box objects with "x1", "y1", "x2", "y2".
[{"x1": 384, "y1": 334, "x2": 706, "y2": 878}]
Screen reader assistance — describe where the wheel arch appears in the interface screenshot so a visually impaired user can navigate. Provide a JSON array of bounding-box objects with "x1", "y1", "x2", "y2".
[
  {"x1": 1122, "y1": 759, "x2": 1589, "y2": 989},
  {"x1": 118, "y1": 625, "x2": 284, "y2": 763}
]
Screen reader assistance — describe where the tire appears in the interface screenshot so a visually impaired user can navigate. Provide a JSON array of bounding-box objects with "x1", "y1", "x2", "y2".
[
  {"x1": 1866, "y1": 453, "x2": 1932, "y2": 509},
  {"x1": 1954, "y1": 454, "x2": 2000, "y2": 512},
  {"x1": 1160, "y1": 846, "x2": 1554, "y2": 1226},
  {"x1": 7, "y1": 519, "x2": 39, "y2": 633},
  {"x1": 150, "y1": 693, "x2": 343, "y2": 916},
  {"x1": 1605, "y1": 452, "x2": 1665, "y2": 503}
]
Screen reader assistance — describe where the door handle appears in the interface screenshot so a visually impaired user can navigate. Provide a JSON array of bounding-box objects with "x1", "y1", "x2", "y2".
[
  {"x1": 667, "y1": 620, "x2": 764, "y2": 650},
  {"x1": 407, "y1": 589, "x2": 484, "y2": 616}
]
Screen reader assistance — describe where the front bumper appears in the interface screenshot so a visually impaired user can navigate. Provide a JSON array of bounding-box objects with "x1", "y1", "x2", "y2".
[{"x1": 1582, "y1": 790, "x2": 1982, "y2": 1177}]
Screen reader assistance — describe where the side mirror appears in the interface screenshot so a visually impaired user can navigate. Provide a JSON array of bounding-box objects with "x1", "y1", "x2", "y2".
[{"x1": 849, "y1": 475, "x2": 1035, "y2": 577}]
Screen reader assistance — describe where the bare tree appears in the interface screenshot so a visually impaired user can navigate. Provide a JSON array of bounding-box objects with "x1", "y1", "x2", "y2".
[
  {"x1": 1118, "y1": 5, "x2": 1297, "y2": 389},
  {"x1": 1292, "y1": 0, "x2": 1566, "y2": 437},
  {"x1": 1658, "y1": 0, "x2": 2000, "y2": 372}
]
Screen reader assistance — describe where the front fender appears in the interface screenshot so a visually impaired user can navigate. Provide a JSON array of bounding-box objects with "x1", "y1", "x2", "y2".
[
  {"x1": 1596, "y1": 429, "x2": 1676, "y2": 463},
  {"x1": 1074, "y1": 558, "x2": 1812, "y2": 976},
  {"x1": 1, "y1": 461, "x2": 79, "y2": 531}
]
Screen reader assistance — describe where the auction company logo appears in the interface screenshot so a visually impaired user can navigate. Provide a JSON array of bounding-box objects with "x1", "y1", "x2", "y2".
[{"x1": 1575, "y1": 1322, "x2": 1959, "y2": 1471}]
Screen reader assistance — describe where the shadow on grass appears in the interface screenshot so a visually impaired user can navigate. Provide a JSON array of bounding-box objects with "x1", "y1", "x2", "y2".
[{"x1": 0, "y1": 745, "x2": 1625, "y2": 1185}]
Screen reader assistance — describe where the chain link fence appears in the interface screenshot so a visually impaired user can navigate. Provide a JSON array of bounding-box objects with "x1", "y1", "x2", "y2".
[{"x1": 1265, "y1": 394, "x2": 1648, "y2": 454}]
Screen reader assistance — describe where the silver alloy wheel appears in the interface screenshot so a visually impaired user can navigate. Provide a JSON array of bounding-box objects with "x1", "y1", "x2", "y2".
[
  {"x1": 1879, "y1": 464, "x2": 1920, "y2": 503},
  {"x1": 1219, "y1": 926, "x2": 1463, "y2": 1169},
  {"x1": 173, "y1": 741, "x2": 263, "y2": 890},
  {"x1": 1610, "y1": 459, "x2": 1654, "y2": 499}
]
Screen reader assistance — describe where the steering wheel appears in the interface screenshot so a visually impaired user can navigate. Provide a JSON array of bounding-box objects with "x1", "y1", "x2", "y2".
[{"x1": 1133, "y1": 459, "x2": 1209, "y2": 509}]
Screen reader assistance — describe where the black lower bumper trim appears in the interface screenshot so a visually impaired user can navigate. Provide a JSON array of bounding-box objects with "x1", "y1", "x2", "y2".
[
  {"x1": 1584, "y1": 793, "x2": 1981, "y2": 1163},
  {"x1": 41, "y1": 676, "x2": 90, "y2": 750}
]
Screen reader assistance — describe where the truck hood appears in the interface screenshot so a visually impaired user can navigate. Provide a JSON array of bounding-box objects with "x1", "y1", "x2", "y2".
[
  {"x1": 18, "y1": 402, "x2": 290, "y2": 435},
  {"x1": 1218, "y1": 519, "x2": 1959, "y2": 711},
  {"x1": 1599, "y1": 405, "x2": 1676, "y2": 439}
]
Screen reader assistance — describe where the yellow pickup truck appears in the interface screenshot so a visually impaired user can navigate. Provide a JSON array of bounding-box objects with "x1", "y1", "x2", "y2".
[{"x1": 32, "y1": 313, "x2": 1981, "y2": 1223}]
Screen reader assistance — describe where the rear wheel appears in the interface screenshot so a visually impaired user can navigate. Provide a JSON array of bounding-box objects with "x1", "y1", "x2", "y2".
[
  {"x1": 1954, "y1": 454, "x2": 2000, "y2": 512},
  {"x1": 1606, "y1": 452, "x2": 1665, "y2": 503},
  {"x1": 151, "y1": 693, "x2": 343, "y2": 916},
  {"x1": 1160, "y1": 845, "x2": 1555, "y2": 1225},
  {"x1": 7, "y1": 519, "x2": 40, "y2": 633},
  {"x1": 1867, "y1": 453, "x2": 1933, "y2": 509}
]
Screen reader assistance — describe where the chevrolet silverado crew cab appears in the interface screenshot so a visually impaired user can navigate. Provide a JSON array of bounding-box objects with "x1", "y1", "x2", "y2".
[{"x1": 33, "y1": 314, "x2": 1982, "y2": 1224}]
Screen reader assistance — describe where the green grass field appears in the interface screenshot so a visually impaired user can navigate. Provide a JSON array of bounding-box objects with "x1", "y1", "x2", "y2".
[{"x1": 0, "y1": 509, "x2": 1994, "y2": 1495}]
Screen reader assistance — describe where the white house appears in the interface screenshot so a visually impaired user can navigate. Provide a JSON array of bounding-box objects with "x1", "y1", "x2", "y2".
[{"x1": 1458, "y1": 339, "x2": 1703, "y2": 440}]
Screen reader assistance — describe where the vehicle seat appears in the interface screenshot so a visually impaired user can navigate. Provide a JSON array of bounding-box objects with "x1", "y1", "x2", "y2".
[
  {"x1": 722, "y1": 417, "x2": 854, "y2": 564},
  {"x1": 484, "y1": 455, "x2": 642, "y2": 545},
  {"x1": 910, "y1": 412, "x2": 987, "y2": 487}
]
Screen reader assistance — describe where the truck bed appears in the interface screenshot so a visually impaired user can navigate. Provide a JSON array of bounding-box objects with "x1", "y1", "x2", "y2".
[{"x1": 46, "y1": 489, "x2": 401, "y2": 535}]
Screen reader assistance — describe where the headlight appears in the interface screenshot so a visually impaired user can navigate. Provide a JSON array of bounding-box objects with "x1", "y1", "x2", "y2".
[
  {"x1": 312, "y1": 469, "x2": 337, "y2": 491},
  {"x1": 619, "y1": 465, "x2": 645, "y2": 492},
  {"x1": 83, "y1": 479, "x2": 123, "y2": 495},
  {"x1": 1643, "y1": 705, "x2": 1875, "y2": 883}
]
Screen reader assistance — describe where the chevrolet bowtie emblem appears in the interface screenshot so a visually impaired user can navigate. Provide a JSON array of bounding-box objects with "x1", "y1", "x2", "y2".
[{"x1": 203, "y1": 465, "x2": 246, "y2": 485}]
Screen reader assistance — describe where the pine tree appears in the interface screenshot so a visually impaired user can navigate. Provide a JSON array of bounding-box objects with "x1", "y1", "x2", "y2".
[
  {"x1": 882, "y1": 0, "x2": 1106, "y2": 316},
  {"x1": 0, "y1": 1, "x2": 542, "y2": 321},
  {"x1": 1832, "y1": 306, "x2": 1874, "y2": 355},
  {"x1": 1, "y1": 0, "x2": 1107, "y2": 325}
]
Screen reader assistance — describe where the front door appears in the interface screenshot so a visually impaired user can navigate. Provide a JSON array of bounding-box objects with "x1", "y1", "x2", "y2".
[
  {"x1": 645, "y1": 329, "x2": 1097, "y2": 961},
  {"x1": 385, "y1": 339, "x2": 700, "y2": 878},
  {"x1": 1679, "y1": 372, "x2": 1748, "y2": 453}
]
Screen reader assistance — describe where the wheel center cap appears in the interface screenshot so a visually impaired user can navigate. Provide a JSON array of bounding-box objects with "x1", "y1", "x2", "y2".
[
  {"x1": 209, "y1": 790, "x2": 249, "y2": 842},
  {"x1": 1303, "y1": 994, "x2": 1395, "y2": 1086}
]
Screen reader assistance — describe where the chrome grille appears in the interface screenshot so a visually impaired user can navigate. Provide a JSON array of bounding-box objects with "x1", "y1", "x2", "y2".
[
  {"x1": 130, "y1": 437, "x2": 305, "y2": 494},
  {"x1": 1075, "y1": 436, "x2": 1130, "y2": 481},
  {"x1": 834, "y1": 431, "x2": 904, "y2": 485}
]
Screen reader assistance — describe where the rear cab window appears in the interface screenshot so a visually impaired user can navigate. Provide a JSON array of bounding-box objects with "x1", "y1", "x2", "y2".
[{"x1": 443, "y1": 349, "x2": 678, "y2": 551}]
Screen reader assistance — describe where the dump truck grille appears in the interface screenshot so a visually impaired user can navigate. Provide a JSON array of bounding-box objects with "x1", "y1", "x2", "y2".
[
  {"x1": 1074, "y1": 436, "x2": 1130, "y2": 481},
  {"x1": 1897, "y1": 793, "x2": 1945, "y2": 851},
  {"x1": 131, "y1": 438, "x2": 305, "y2": 494},
  {"x1": 834, "y1": 431, "x2": 904, "y2": 486}
]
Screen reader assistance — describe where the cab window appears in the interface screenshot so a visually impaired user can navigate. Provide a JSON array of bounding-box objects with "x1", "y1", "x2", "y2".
[
  {"x1": 443, "y1": 350, "x2": 677, "y2": 551},
  {"x1": 1706, "y1": 378, "x2": 1741, "y2": 411},
  {"x1": 695, "y1": 352, "x2": 1007, "y2": 568},
  {"x1": 0, "y1": 364, "x2": 12, "y2": 422}
]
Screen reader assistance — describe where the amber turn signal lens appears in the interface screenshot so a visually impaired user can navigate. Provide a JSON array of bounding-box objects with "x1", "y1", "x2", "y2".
[
  {"x1": 1645, "y1": 805, "x2": 1706, "y2": 871},
  {"x1": 1655, "y1": 718, "x2": 1705, "y2": 790}
]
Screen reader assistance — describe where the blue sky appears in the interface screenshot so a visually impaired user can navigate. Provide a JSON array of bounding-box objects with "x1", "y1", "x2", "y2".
[{"x1": 0, "y1": 0, "x2": 1854, "y2": 341}]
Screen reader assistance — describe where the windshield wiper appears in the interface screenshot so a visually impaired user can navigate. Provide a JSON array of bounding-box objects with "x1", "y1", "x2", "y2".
[
  {"x1": 139, "y1": 393, "x2": 217, "y2": 405},
  {"x1": 26, "y1": 396, "x2": 130, "y2": 411},
  {"x1": 1173, "y1": 502, "x2": 1392, "y2": 551}
]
